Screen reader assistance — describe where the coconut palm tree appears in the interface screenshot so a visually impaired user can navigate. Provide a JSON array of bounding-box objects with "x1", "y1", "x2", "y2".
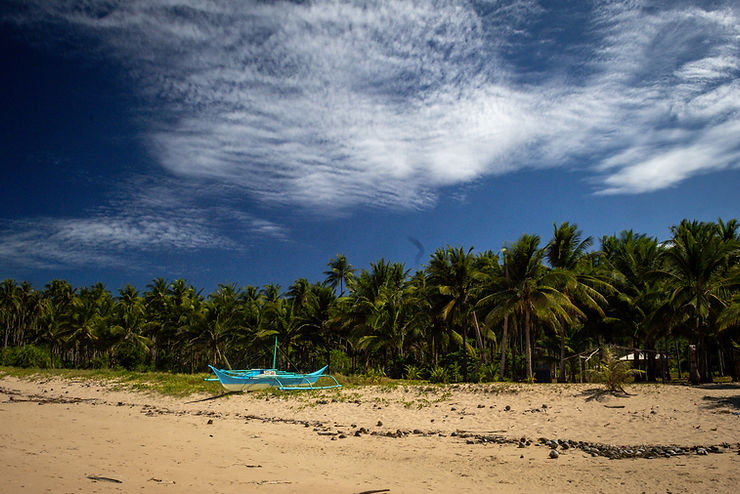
[
  {"x1": 298, "y1": 283, "x2": 338, "y2": 366},
  {"x1": 287, "y1": 278, "x2": 311, "y2": 314},
  {"x1": 110, "y1": 285, "x2": 152, "y2": 368},
  {"x1": 546, "y1": 223, "x2": 610, "y2": 382},
  {"x1": 474, "y1": 249, "x2": 514, "y2": 380},
  {"x1": 356, "y1": 276, "x2": 423, "y2": 377},
  {"x1": 167, "y1": 279, "x2": 205, "y2": 371},
  {"x1": 144, "y1": 278, "x2": 170, "y2": 368},
  {"x1": 598, "y1": 231, "x2": 667, "y2": 380},
  {"x1": 479, "y1": 234, "x2": 581, "y2": 381},
  {"x1": 546, "y1": 222, "x2": 593, "y2": 270},
  {"x1": 0, "y1": 279, "x2": 19, "y2": 348},
  {"x1": 324, "y1": 254, "x2": 355, "y2": 296},
  {"x1": 66, "y1": 286, "x2": 111, "y2": 366},
  {"x1": 660, "y1": 220, "x2": 739, "y2": 383},
  {"x1": 426, "y1": 246, "x2": 481, "y2": 381},
  {"x1": 340, "y1": 259, "x2": 409, "y2": 372}
]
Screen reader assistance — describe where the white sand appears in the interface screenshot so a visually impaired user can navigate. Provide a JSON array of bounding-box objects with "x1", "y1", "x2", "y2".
[{"x1": 1, "y1": 376, "x2": 738, "y2": 493}]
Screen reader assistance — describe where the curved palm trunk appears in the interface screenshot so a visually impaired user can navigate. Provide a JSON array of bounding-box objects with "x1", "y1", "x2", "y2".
[{"x1": 472, "y1": 311, "x2": 487, "y2": 365}]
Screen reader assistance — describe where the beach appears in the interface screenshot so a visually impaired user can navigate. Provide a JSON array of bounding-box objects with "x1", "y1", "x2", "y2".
[{"x1": 1, "y1": 376, "x2": 738, "y2": 493}]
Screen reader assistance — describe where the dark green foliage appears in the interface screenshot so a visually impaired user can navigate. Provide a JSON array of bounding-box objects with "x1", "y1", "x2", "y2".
[
  {"x1": 113, "y1": 339, "x2": 149, "y2": 371},
  {"x1": 1, "y1": 345, "x2": 52, "y2": 368},
  {"x1": 403, "y1": 364, "x2": 424, "y2": 380},
  {"x1": 330, "y1": 349, "x2": 352, "y2": 375},
  {"x1": 587, "y1": 347, "x2": 645, "y2": 393},
  {"x1": 428, "y1": 366, "x2": 449, "y2": 383},
  {"x1": 1, "y1": 218, "x2": 739, "y2": 384}
]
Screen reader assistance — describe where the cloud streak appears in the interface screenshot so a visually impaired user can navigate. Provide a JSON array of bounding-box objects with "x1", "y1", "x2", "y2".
[
  {"x1": 0, "y1": 176, "x2": 288, "y2": 270},
  {"x1": 5, "y1": 0, "x2": 740, "y2": 210}
]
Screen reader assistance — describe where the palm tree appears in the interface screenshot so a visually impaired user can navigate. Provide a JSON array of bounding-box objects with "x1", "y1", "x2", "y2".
[
  {"x1": 299, "y1": 282, "x2": 338, "y2": 368},
  {"x1": 660, "y1": 220, "x2": 739, "y2": 383},
  {"x1": 356, "y1": 276, "x2": 422, "y2": 377},
  {"x1": 341, "y1": 259, "x2": 409, "y2": 372},
  {"x1": 324, "y1": 254, "x2": 355, "y2": 296},
  {"x1": 34, "y1": 297, "x2": 64, "y2": 365},
  {"x1": 259, "y1": 297, "x2": 310, "y2": 370},
  {"x1": 546, "y1": 222, "x2": 593, "y2": 270},
  {"x1": 202, "y1": 283, "x2": 245, "y2": 368},
  {"x1": 287, "y1": 278, "x2": 311, "y2": 314},
  {"x1": 66, "y1": 287, "x2": 110, "y2": 366},
  {"x1": 43, "y1": 280, "x2": 77, "y2": 365},
  {"x1": 144, "y1": 278, "x2": 170, "y2": 368},
  {"x1": 261, "y1": 283, "x2": 281, "y2": 304},
  {"x1": 598, "y1": 231, "x2": 666, "y2": 380},
  {"x1": 167, "y1": 279, "x2": 205, "y2": 371},
  {"x1": 546, "y1": 222, "x2": 610, "y2": 382},
  {"x1": 426, "y1": 246, "x2": 481, "y2": 381},
  {"x1": 110, "y1": 285, "x2": 152, "y2": 368},
  {"x1": 479, "y1": 235, "x2": 581, "y2": 381},
  {"x1": 474, "y1": 249, "x2": 513, "y2": 380},
  {"x1": 0, "y1": 279, "x2": 19, "y2": 348},
  {"x1": 13, "y1": 281, "x2": 41, "y2": 347}
]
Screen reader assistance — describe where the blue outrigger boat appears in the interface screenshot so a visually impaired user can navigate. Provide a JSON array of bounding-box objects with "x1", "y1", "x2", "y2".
[{"x1": 206, "y1": 339, "x2": 341, "y2": 392}]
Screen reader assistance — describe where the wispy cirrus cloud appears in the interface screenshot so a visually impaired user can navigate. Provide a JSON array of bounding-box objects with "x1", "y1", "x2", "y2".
[
  {"x1": 4, "y1": 0, "x2": 740, "y2": 207},
  {"x1": 0, "y1": 176, "x2": 288, "y2": 269},
  {"x1": 0, "y1": 214, "x2": 222, "y2": 269}
]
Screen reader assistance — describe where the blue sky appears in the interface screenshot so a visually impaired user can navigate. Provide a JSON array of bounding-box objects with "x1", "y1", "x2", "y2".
[{"x1": 1, "y1": 0, "x2": 739, "y2": 293}]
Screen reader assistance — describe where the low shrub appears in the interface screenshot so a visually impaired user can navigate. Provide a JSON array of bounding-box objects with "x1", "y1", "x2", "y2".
[
  {"x1": 477, "y1": 362, "x2": 499, "y2": 382},
  {"x1": 403, "y1": 364, "x2": 424, "y2": 380},
  {"x1": 0, "y1": 345, "x2": 52, "y2": 369},
  {"x1": 588, "y1": 346, "x2": 644, "y2": 393},
  {"x1": 365, "y1": 366, "x2": 387, "y2": 384},
  {"x1": 329, "y1": 349, "x2": 352, "y2": 375},
  {"x1": 113, "y1": 340, "x2": 149, "y2": 371},
  {"x1": 428, "y1": 366, "x2": 449, "y2": 383}
]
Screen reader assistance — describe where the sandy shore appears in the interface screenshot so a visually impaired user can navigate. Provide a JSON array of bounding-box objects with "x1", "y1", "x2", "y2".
[{"x1": 1, "y1": 376, "x2": 738, "y2": 493}]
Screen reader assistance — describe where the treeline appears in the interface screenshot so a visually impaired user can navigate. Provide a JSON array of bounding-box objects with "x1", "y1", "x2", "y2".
[{"x1": 2, "y1": 219, "x2": 739, "y2": 384}]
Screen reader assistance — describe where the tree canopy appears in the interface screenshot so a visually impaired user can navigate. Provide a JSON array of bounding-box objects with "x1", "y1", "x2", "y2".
[{"x1": 2, "y1": 219, "x2": 739, "y2": 384}]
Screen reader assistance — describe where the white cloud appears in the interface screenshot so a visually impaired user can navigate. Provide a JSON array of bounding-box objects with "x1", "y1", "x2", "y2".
[
  {"x1": 5, "y1": 0, "x2": 740, "y2": 210},
  {"x1": 676, "y1": 55, "x2": 739, "y2": 81},
  {"x1": 598, "y1": 119, "x2": 740, "y2": 194},
  {"x1": 0, "y1": 212, "x2": 221, "y2": 269},
  {"x1": 0, "y1": 175, "x2": 290, "y2": 269}
]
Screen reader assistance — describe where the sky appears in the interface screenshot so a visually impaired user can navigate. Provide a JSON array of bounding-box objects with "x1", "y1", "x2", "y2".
[{"x1": 1, "y1": 0, "x2": 739, "y2": 294}]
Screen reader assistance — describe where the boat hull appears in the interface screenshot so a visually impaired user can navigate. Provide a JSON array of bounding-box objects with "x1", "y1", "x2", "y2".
[{"x1": 208, "y1": 365, "x2": 333, "y2": 392}]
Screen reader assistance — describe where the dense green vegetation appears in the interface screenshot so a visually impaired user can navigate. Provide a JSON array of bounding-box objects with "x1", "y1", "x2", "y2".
[{"x1": 2, "y1": 219, "x2": 739, "y2": 384}]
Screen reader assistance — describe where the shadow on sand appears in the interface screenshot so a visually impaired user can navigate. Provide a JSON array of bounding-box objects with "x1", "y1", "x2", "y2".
[
  {"x1": 578, "y1": 387, "x2": 633, "y2": 402},
  {"x1": 184, "y1": 392, "x2": 239, "y2": 404},
  {"x1": 701, "y1": 394, "x2": 740, "y2": 410},
  {"x1": 696, "y1": 383, "x2": 740, "y2": 391}
]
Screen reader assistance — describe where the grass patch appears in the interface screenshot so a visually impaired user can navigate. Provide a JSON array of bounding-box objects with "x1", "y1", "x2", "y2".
[{"x1": 0, "y1": 366, "x2": 222, "y2": 397}]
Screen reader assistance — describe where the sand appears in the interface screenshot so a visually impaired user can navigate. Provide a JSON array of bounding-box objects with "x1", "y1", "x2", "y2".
[{"x1": 0, "y1": 376, "x2": 738, "y2": 493}]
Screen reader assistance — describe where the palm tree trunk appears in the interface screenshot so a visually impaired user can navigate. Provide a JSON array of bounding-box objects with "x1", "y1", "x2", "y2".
[
  {"x1": 524, "y1": 308, "x2": 533, "y2": 381},
  {"x1": 646, "y1": 341, "x2": 657, "y2": 382},
  {"x1": 701, "y1": 343, "x2": 711, "y2": 382},
  {"x1": 472, "y1": 311, "x2": 486, "y2": 364},
  {"x1": 558, "y1": 328, "x2": 567, "y2": 382},
  {"x1": 462, "y1": 325, "x2": 468, "y2": 382},
  {"x1": 499, "y1": 314, "x2": 508, "y2": 382},
  {"x1": 688, "y1": 343, "x2": 700, "y2": 385},
  {"x1": 632, "y1": 337, "x2": 642, "y2": 382},
  {"x1": 674, "y1": 338, "x2": 682, "y2": 379},
  {"x1": 569, "y1": 358, "x2": 576, "y2": 382}
]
